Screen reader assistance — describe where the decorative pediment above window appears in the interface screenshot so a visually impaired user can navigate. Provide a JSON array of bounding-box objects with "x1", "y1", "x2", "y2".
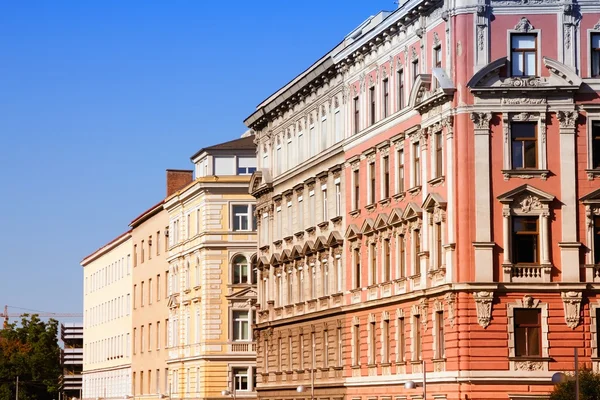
[
  {"x1": 373, "y1": 213, "x2": 390, "y2": 231},
  {"x1": 250, "y1": 170, "x2": 273, "y2": 198},
  {"x1": 422, "y1": 192, "x2": 447, "y2": 211},
  {"x1": 289, "y1": 245, "x2": 303, "y2": 260},
  {"x1": 409, "y1": 69, "x2": 456, "y2": 114},
  {"x1": 302, "y1": 240, "x2": 316, "y2": 256},
  {"x1": 360, "y1": 218, "x2": 376, "y2": 235},
  {"x1": 497, "y1": 184, "x2": 555, "y2": 213},
  {"x1": 314, "y1": 236, "x2": 328, "y2": 252},
  {"x1": 326, "y1": 231, "x2": 344, "y2": 247},
  {"x1": 256, "y1": 256, "x2": 269, "y2": 270},
  {"x1": 402, "y1": 202, "x2": 423, "y2": 221},
  {"x1": 270, "y1": 252, "x2": 282, "y2": 266},
  {"x1": 581, "y1": 187, "x2": 600, "y2": 227},
  {"x1": 167, "y1": 294, "x2": 180, "y2": 309},
  {"x1": 280, "y1": 249, "x2": 292, "y2": 263},
  {"x1": 468, "y1": 56, "x2": 582, "y2": 95},
  {"x1": 226, "y1": 286, "x2": 258, "y2": 308},
  {"x1": 387, "y1": 208, "x2": 404, "y2": 226},
  {"x1": 344, "y1": 224, "x2": 362, "y2": 240}
]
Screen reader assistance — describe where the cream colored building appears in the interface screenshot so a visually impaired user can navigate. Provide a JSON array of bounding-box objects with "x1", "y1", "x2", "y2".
[
  {"x1": 130, "y1": 202, "x2": 170, "y2": 399},
  {"x1": 165, "y1": 134, "x2": 257, "y2": 400},
  {"x1": 81, "y1": 231, "x2": 133, "y2": 400}
]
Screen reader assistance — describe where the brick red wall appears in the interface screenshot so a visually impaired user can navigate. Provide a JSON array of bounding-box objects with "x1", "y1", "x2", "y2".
[{"x1": 166, "y1": 169, "x2": 193, "y2": 197}]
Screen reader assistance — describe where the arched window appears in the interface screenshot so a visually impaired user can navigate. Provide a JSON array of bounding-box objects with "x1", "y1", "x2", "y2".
[{"x1": 232, "y1": 256, "x2": 248, "y2": 284}]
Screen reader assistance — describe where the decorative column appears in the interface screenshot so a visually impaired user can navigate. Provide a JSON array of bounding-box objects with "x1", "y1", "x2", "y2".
[
  {"x1": 471, "y1": 112, "x2": 495, "y2": 281},
  {"x1": 557, "y1": 110, "x2": 581, "y2": 282},
  {"x1": 541, "y1": 211, "x2": 551, "y2": 265},
  {"x1": 443, "y1": 116, "x2": 455, "y2": 282},
  {"x1": 502, "y1": 206, "x2": 512, "y2": 282}
]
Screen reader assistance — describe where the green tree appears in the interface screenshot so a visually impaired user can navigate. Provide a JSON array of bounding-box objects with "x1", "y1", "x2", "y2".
[
  {"x1": 0, "y1": 315, "x2": 61, "y2": 400},
  {"x1": 550, "y1": 368, "x2": 600, "y2": 400}
]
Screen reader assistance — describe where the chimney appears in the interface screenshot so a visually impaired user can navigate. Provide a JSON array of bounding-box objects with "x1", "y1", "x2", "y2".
[{"x1": 166, "y1": 169, "x2": 194, "y2": 197}]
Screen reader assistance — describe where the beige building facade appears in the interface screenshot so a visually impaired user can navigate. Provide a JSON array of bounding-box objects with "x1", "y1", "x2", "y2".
[
  {"x1": 165, "y1": 134, "x2": 258, "y2": 400},
  {"x1": 81, "y1": 232, "x2": 133, "y2": 400},
  {"x1": 130, "y1": 202, "x2": 170, "y2": 399}
]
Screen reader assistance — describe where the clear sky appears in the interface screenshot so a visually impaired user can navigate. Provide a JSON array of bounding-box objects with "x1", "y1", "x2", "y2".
[{"x1": 0, "y1": 0, "x2": 393, "y2": 319}]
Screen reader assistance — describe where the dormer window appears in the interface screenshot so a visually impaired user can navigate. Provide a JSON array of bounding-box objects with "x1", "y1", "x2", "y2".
[{"x1": 511, "y1": 34, "x2": 537, "y2": 76}]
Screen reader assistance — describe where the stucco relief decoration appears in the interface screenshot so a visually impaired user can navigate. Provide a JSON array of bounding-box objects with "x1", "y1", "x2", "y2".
[
  {"x1": 514, "y1": 17, "x2": 534, "y2": 33},
  {"x1": 501, "y1": 77, "x2": 547, "y2": 87},
  {"x1": 515, "y1": 361, "x2": 544, "y2": 371},
  {"x1": 433, "y1": 32, "x2": 441, "y2": 48},
  {"x1": 359, "y1": 73, "x2": 366, "y2": 93},
  {"x1": 411, "y1": 46, "x2": 418, "y2": 62},
  {"x1": 477, "y1": 24, "x2": 486, "y2": 51},
  {"x1": 470, "y1": 112, "x2": 492, "y2": 130},
  {"x1": 586, "y1": 206, "x2": 600, "y2": 227},
  {"x1": 517, "y1": 195, "x2": 543, "y2": 213},
  {"x1": 444, "y1": 293, "x2": 457, "y2": 327},
  {"x1": 557, "y1": 110, "x2": 578, "y2": 129},
  {"x1": 476, "y1": 5, "x2": 486, "y2": 16},
  {"x1": 594, "y1": 19, "x2": 600, "y2": 31},
  {"x1": 564, "y1": 23, "x2": 572, "y2": 50},
  {"x1": 352, "y1": 316, "x2": 360, "y2": 326},
  {"x1": 521, "y1": 294, "x2": 540, "y2": 308},
  {"x1": 501, "y1": 98, "x2": 546, "y2": 105},
  {"x1": 396, "y1": 308, "x2": 404, "y2": 319},
  {"x1": 561, "y1": 291, "x2": 582, "y2": 329},
  {"x1": 420, "y1": 298, "x2": 429, "y2": 330},
  {"x1": 411, "y1": 304, "x2": 420, "y2": 317},
  {"x1": 382, "y1": 65, "x2": 388, "y2": 80},
  {"x1": 433, "y1": 207, "x2": 445, "y2": 224},
  {"x1": 403, "y1": 46, "x2": 409, "y2": 65},
  {"x1": 473, "y1": 291, "x2": 494, "y2": 328}
]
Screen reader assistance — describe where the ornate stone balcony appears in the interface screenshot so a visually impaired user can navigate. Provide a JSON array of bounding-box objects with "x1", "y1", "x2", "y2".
[{"x1": 503, "y1": 263, "x2": 551, "y2": 283}]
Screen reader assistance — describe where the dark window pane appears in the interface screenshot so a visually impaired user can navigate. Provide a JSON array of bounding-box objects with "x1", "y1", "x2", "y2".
[
  {"x1": 594, "y1": 217, "x2": 600, "y2": 264},
  {"x1": 524, "y1": 141, "x2": 537, "y2": 168},
  {"x1": 512, "y1": 123, "x2": 536, "y2": 138},
  {"x1": 512, "y1": 142, "x2": 523, "y2": 169}
]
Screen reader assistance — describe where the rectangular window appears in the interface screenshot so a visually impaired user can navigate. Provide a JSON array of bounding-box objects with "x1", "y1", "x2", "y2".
[
  {"x1": 436, "y1": 311, "x2": 445, "y2": 358},
  {"x1": 414, "y1": 230, "x2": 421, "y2": 275},
  {"x1": 149, "y1": 278, "x2": 153, "y2": 304},
  {"x1": 232, "y1": 204, "x2": 255, "y2": 231},
  {"x1": 369, "y1": 161, "x2": 376, "y2": 205},
  {"x1": 214, "y1": 156, "x2": 236, "y2": 175},
  {"x1": 435, "y1": 222, "x2": 443, "y2": 269},
  {"x1": 300, "y1": 334, "x2": 305, "y2": 370},
  {"x1": 233, "y1": 310, "x2": 250, "y2": 341},
  {"x1": 287, "y1": 201, "x2": 293, "y2": 236},
  {"x1": 369, "y1": 86, "x2": 376, "y2": 125},
  {"x1": 353, "y1": 169, "x2": 360, "y2": 210},
  {"x1": 323, "y1": 330, "x2": 329, "y2": 368},
  {"x1": 512, "y1": 122, "x2": 537, "y2": 169},
  {"x1": 413, "y1": 143, "x2": 421, "y2": 186},
  {"x1": 148, "y1": 323, "x2": 152, "y2": 351},
  {"x1": 309, "y1": 190, "x2": 316, "y2": 227},
  {"x1": 157, "y1": 321, "x2": 161, "y2": 349},
  {"x1": 322, "y1": 187, "x2": 328, "y2": 222},
  {"x1": 141, "y1": 240, "x2": 144, "y2": 263},
  {"x1": 134, "y1": 245, "x2": 138, "y2": 267},
  {"x1": 511, "y1": 34, "x2": 537, "y2": 76},
  {"x1": 335, "y1": 181, "x2": 341, "y2": 217},
  {"x1": 353, "y1": 248, "x2": 361, "y2": 289},
  {"x1": 592, "y1": 121, "x2": 600, "y2": 169},
  {"x1": 233, "y1": 367, "x2": 249, "y2": 391},
  {"x1": 412, "y1": 60, "x2": 419, "y2": 83},
  {"x1": 133, "y1": 284, "x2": 137, "y2": 309},
  {"x1": 310, "y1": 124, "x2": 317, "y2": 156},
  {"x1": 334, "y1": 109, "x2": 342, "y2": 143},
  {"x1": 336, "y1": 256, "x2": 343, "y2": 293},
  {"x1": 276, "y1": 145, "x2": 282, "y2": 175},
  {"x1": 594, "y1": 216, "x2": 600, "y2": 265},
  {"x1": 368, "y1": 321, "x2": 376, "y2": 364},
  {"x1": 141, "y1": 325, "x2": 145, "y2": 353},
  {"x1": 287, "y1": 270, "x2": 293, "y2": 304},
  {"x1": 322, "y1": 262, "x2": 329, "y2": 296},
  {"x1": 337, "y1": 327, "x2": 343, "y2": 367},
  {"x1": 354, "y1": 96, "x2": 360, "y2": 134},
  {"x1": 276, "y1": 206, "x2": 282, "y2": 240},
  {"x1": 352, "y1": 323, "x2": 360, "y2": 366},
  {"x1": 383, "y1": 238, "x2": 391, "y2": 282},
  {"x1": 141, "y1": 281, "x2": 145, "y2": 306},
  {"x1": 397, "y1": 69, "x2": 405, "y2": 110},
  {"x1": 434, "y1": 46, "x2": 442, "y2": 68},
  {"x1": 238, "y1": 156, "x2": 257, "y2": 175},
  {"x1": 396, "y1": 317, "x2": 405, "y2": 362},
  {"x1": 514, "y1": 309, "x2": 541, "y2": 357},
  {"x1": 165, "y1": 271, "x2": 169, "y2": 299},
  {"x1": 414, "y1": 315, "x2": 422, "y2": 360},
  {"x1": 369, "y1": 242, "x2": 377, "y2": 285},
  {"x1": 321, "y1": 117, "x2": 328, "y2": 151},
  {"x1": 383, "y1": 155, "x2": 390, "y2": 199},
  {"x1": 397, "y1": 149, "x2": 405, "y2": 193},
  {"x1": 592, "y1": 34, "x2": 600, "y2": 77},
  {"x1": 398, "y1": 235, "x2": 406, "y2": 279},
  {"x1": 148, "y1": 236, "x2": 152, "y2": 259},
  {"x1": 513, "y1": 216, "x2": 539, "y2": 264},
  {"x1": 286, "y1": 138, "x2": 293, "y2": 171},
  {"x1": 382, "y1": 319, "x2": 390, "y2": 363},
  {"x1": 382, "y1": 78, "x2": 390, "y2": 118},
  {"x1": 435, "y1": 131, "x2": 443, "y2": 178},
  {"x1": 298, "y1": 131, "x2": 304, "y2": 162},
  {"x1": 156, "y1": 231, "x2": 160, "y2": 256},
  {"x1": 297, "y1": 196, "x2": 304, "y2": 232}
]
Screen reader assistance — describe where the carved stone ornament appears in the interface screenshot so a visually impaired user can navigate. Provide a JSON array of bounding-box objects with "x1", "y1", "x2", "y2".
[
  {"x1": 444, "y1": 293, "x2": 456, "y2": 328},
  {"x1": 594, "y1": 19, "x2": 600, "y2": 31},
  {"x1": 514, "y1": 17, "x2": 535, "y2": 33},
  {"x1": 477, "y1": 24, "x2": 486, "y2": 51},
  {"x1": 470, "y1": 112, "x2": 492, "y2": 130},
  {"x1": 517, "y1": 195, "x2": 543, "y2": 213},
  {"x1": 501, "y1": 77, "x2": 547, "y2": 87},
  {"x1": 411, "y1": 46, "x2": 418, "y2": 61},
  {"x1": 515, "y1": 361, "x2": 544, "y2": 371},
  {"x1": 359, "y1": 72, "x2": 366, "y2": 93},
  {"x1": 564, "y1": 23, "x2": 572, "y2": 50},
  {"x1": 416, "y1": 27, "x2": 424, "y2": 38},
  {"x1": 561, "y1": 291, "x2": 582, "y2": 329},
  {"x1": 420, "y1": 298, "x2": 429, "y2": 330},
  {"x1": 433, "y1": 32, "x2": 440, "y2": 47},
  {"x1": 476, "y1": 5, "x2": 486, "y2": 16},
  {"x1": 473, "y1": 291, "x2": 494, "y2": 328},
  {"x1": 557, "y1": 110, "x2": 578, "y2": 129},
  {"x1": 521, "y1": 294, "x2": 540, "y2": 308}
]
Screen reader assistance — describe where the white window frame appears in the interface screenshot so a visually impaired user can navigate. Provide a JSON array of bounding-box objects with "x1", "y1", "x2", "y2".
[
  {"x1": 502, "y1": 113, "x2": 547, "y2": 173},
  {"x1": 321, "y1": 114, "x2": 328, "y2": 151},
  {"x1": 334, "y1": 107, "x2": 342, "y2": 143},
  {"x1": 232, "y1": 309, "x2": 251, "y2": 342},
  {"x1": 297, "y1": 195, "x2": 304, "y2": 233},
  {"x1": 297, "y1": 130, "x2": 304, "y2": 162},
  {"x1": 321, "y1": 184, "x2": 328, "y2": 222},
  {"x1": 507, "y1": 27, "x2": 541, "y2": 77},
  {"x1": 334, "y1": 178, "x2": 341, "y2": 217},
  {"x1": 232, "y1": 255, "x2": 249, "y2": 285},
  {"x1": 231, "y1": 204, "x2": 254, "y2": 232},
  {"x1": 506, "y1": 295, "x2": 549, "y2": 371}
]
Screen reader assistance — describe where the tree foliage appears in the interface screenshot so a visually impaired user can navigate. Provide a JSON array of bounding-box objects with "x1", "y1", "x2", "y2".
[
  {"x1": 550, "y1": 368, "x2": 600, "y2": 400},
  {"x1": 0, "y1": 315, "x2": 61, "y2": 400}
]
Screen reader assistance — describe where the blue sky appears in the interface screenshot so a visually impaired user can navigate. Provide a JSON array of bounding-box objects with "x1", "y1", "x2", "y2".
[{"x1": 0, "y1": 0, "x2": 393, "y2": 319}]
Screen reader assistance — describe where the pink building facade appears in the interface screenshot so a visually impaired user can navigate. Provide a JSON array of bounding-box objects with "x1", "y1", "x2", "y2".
[{"x1": 246, "y1": 1, "x2": 600, "y2": 399}]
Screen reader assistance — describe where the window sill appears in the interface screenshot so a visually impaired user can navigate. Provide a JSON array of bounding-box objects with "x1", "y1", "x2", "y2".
[
  {"x1": 509, "y1": 356, "x2": 552, "y2": 362},
  {"x1": 365, "y1": 203, "x2": 378, "y2": 212},
  {"x1": 378, "y1": 197, "x2": 391, "y2": 207},
  {"x1": 502, "y1": 169, "x2": 549, "y2": 181},
  {"x1": 193, "y1": 285, "x2": 201, "y2": 290},
  {"x1": 428, "y1": 175, "x2": 445, "y2": 187},
  {"x1": 586, "y1": 169, "x2": 600, "y2": 180},
  {"x1": 349, "y1": 209, "x2": 361, "y2": 218},
  {"x1": 330, "y1": 215, "x2": 343, "y2": 224},
  {"x1": 407, "y1": 186, "x2": 422, "y2": 196},
  {"x1": 317, "y1": 221, "x2": 329, "y2": 229},
  {"x1": 351, "y1": 365, "x2": 361, "y2": 369}
]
